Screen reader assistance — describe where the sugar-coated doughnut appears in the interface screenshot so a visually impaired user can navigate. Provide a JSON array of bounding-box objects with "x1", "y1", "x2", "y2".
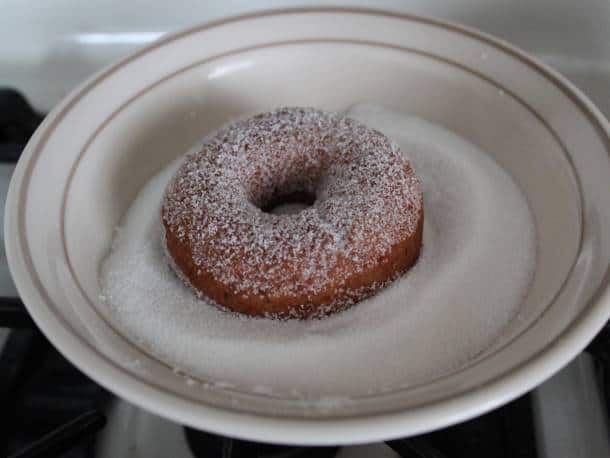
[{"x1": 161, "y1": 107, "x2": 423, "y2": 319}]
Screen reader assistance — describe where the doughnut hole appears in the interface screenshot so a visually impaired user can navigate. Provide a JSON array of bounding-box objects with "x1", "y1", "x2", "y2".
[{"x1": 260, "y1": 190, "x2": 317, "y2": 215}]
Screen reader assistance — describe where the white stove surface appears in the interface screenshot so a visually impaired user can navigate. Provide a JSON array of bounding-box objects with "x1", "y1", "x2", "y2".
[
  {"x1": 2, "y1": 0, "x2": 610, "y2": 113},
  {"x1": 0, "y1": 164, "x2": 16, "y2": 350},
  {"x1": 0, "y1": 164, "x2": 17, "y2": 297}
]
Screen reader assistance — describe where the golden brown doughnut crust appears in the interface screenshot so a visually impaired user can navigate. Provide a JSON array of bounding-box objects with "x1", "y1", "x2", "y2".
[{"x1": 162, "y1": 108, "x2": 423, "y2": 319}]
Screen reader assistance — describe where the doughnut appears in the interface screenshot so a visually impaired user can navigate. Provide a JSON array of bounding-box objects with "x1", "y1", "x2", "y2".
[{"x1": 161, "y1": 107, "x2": 423, "y2": 319}]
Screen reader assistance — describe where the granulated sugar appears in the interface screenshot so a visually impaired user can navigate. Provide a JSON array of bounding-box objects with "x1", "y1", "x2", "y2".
[{"x1": 99, "y1": 104, "x2": 536, "y2": 397}]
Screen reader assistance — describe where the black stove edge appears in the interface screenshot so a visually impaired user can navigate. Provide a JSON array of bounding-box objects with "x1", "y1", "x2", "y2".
[
  {"x1": 0, "y1": 297, "x2": 35, "y2": 328},
  {"x1": 0, "y1": 88, "x2": 44, "y2": 160}
]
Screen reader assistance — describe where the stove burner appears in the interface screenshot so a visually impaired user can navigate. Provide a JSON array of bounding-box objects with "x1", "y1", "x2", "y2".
[{"x1": 184, "y1": 428, "x2": 339, "y2": 458}]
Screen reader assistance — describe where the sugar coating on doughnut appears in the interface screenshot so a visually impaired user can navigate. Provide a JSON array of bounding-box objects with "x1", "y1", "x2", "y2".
[{"x1": 161, "y1": 107, "x2": 423, "y2": 318}]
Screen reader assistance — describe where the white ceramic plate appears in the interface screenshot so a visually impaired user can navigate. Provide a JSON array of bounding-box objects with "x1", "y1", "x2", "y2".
[{"x1": 6, "y1": 8, "x2": 610, "y2": 445}]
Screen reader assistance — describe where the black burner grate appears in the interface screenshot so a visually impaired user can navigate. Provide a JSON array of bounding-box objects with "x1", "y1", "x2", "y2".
[
  {"x1": 185, "y1": 428, "x2": 339, "y2": 458},
  {"x1": 0, "y1": 329, "x2": 109, "y2": 457}
]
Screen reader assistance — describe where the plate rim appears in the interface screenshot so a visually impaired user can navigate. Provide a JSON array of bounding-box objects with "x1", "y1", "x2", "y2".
[{"x1": 6, "y1": 7, "x2": 610, "y2": 445}]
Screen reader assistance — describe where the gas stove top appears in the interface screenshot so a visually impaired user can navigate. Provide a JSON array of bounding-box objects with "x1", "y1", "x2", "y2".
[
  {"x1": 2, "y1": 2, "x2": 610, "y2": 457},
  {"x1": 0, "y1": 86, "x2": 608, "y2": 458}
]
